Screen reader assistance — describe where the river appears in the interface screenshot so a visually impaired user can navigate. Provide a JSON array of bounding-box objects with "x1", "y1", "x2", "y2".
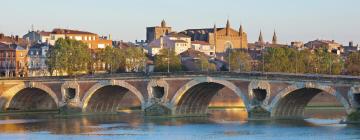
[{"x1": 0, "y1": 108, "x2": 359, "y2": 140}]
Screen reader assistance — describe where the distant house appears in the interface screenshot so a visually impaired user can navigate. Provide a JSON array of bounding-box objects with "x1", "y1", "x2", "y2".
[
  {"x1": 305, "y1": 40, "x2": 342, "y2": 55},
  {"x1": 24, "y1": 29, "x2": 112, "y2": 50},
  {"x1": 147, "y1": 32, "x2": 191, "y2": 56},
  {"x1": 342, "y1": 41, "x2": 359, "y2": 56},
  {"x1": 191, "y1": 41, "x2": 215, "y2": 57},
  {"x1": 0, "y1": 42, "x2": 28, "y2": 77},
  {"x1": 28, "y1": 43, "x2": 51, "y2": 77},
  {"x1": 0, "y1": 33, "x2": 29, "y2": 46}
]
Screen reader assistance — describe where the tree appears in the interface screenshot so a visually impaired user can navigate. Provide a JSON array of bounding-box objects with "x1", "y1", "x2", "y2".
[
  {"x1": 154, "y1": 48, "x2": 182, "y2": 72},
  {"x1": 196, "y1": 55, "x2": 208, "y2": 72},
  {"x1": 46, "y1": 38, "x2": 91, "y2": 76},
  {"x1": 226, "y1": 49, "x2": 252, "y2": 72},
  {"x1": 346, "y1": 51, "x2": 360, "y2": 75},
  {"x1": 98, "y1": 46, "x2": 124, "y2": 73},
  {"x1": 261, "y1": 47, "x2": 344, "y2": 75},
  {"x1": 123, "y1": 47, "x2": 146, "y2": 72}
]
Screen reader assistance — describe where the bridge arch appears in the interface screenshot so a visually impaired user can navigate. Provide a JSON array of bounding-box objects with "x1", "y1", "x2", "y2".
[
  {"x1": 269, "y1": 82, "x2": 351, "y2": 118},
  {"x1": 81, "y1": 80, "x2": 145, "y2": 113},
  {"x1": 0, "y1": 82, "x2": 59, "y2": 111},
  {"x1": 170, "y1": 77, "x2": 250, "y2": 116}
]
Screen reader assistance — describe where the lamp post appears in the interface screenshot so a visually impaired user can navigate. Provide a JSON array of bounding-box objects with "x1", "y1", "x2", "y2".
[
  {"x1": 228, "y1": 48, "x2": 231, "y2": 72},
  {"x1": 167, "y1": 47, "x2": 170, "y2": 73},
  {"x1": 262, "y1": 46, "x2": 265, "y2": 74}
]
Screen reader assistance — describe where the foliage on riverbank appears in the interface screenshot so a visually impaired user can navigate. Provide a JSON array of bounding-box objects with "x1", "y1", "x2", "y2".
[{"x1": 347, "y1": 111, "x2": 360, "y2": 122}]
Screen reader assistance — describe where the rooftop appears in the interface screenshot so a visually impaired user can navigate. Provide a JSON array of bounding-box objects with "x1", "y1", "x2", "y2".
[{"x1": 52, "y1": 28, "x2": 96, "y2": 35}]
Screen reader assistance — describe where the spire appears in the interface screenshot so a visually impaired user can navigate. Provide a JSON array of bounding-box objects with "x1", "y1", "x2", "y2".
[
  {"x1": 213, "y1": 24, "x2": 217, "y2": 33},
  {"x1": 239, "y1": 25, "x2": 243, "y2": 36},
  {"x1": 258, "y1": 30, "x2": 264, "y2": 44},
  {"x1": 226, "y1": 19, "x2": 230, "y2": 36},
  {"x1": 161, "y1": 19, "x2": 166, "y2": 28},
  {"x1": 272, "y1": 30, "x2": 278, "y2": 44},
  {"x1": 226, "y1": 19, "x2": 230, "y2": 29},
  {"x1": 213, "y1": 23, "x2": 217, "y2": 51}
]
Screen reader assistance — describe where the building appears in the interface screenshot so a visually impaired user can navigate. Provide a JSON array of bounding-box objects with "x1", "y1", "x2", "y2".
[
  {"x1": 27, "y1": 43, "x2": 51, "y2": 77},
  {"x1": 305, "y1": 39, "x2": 342, "y2": 54},
  {"x1": 147, "y1": 32, "x2": 191, "y2": 56},
  {"x1": 146, "y1": 20, "x2": 172, "y2": 43},
  {"x1": 24, "y1": 29, "x2": 112, "y2": 50},
  {"x1": 0, "y1": 43, "x2": 28, "y2": 77},
  {"x1": 0, "y1": 33, "x2": 29, "y2": 46},
  {"x1": 191, "y1": 41, "x2": 215, "y2": 57},
  {"x1": 181, "y1": 20, "x2": 248, "y2": 53},
  {"x1": 290, "y1": 41, "x2": 305, "y2": 49},
  {"x1": 23, "y1": 30, "x2": 52, "y2": 43},
  {"x1": 342, "y1": 41, "x2": 359, "y2": 56}
]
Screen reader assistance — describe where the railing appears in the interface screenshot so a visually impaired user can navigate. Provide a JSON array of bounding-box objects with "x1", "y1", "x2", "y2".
[{"x1": 0, "y1": 71, "x2": 359, "y2": 84}]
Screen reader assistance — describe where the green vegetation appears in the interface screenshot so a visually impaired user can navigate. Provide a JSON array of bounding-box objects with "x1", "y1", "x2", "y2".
[
  {"x1": 347, "y1": 111, "x2": 360, "y2": 122},
  {"x1": 226, "y1": 50, "x2": 252, "y2": 72},
  {"x1": 47, "y1": 38, "x2": 91, "y2": 76},
  {"x1": 262, "y1": 47, "x2": 344, "y2": 75},
  {"x1": 98, "y1": 46, "x2": 124, "y2": 73},
  {"x1": 345, "y1": 51, "x2": 360, "y2": 75},
  {"x1": 154, "y1": 48, "x2": 182, "y2": 72},
  {"x1": 196, "y1": 55, "x2": 217, "y2": 72},
  {"x1": 47, "y1": 38, "x2": 147, "y2": 75},
  {"x1": 123, "y1": 47, "x2": 147, "y2": 72}
]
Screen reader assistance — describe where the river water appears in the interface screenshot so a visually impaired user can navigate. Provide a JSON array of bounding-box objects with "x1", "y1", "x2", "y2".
[{"x1": 0, "y1": 109, "x2": 359, "y2": 140}]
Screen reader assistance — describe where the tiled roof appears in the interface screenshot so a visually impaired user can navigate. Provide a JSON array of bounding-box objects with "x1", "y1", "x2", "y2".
[
  {"x1": 52, "y1": 28, "x2": 96, "y2": 35},
  {"x1": 192, "y1": 41, "x2": 210, "y2": 45},
  {"x1": 0, "y1": 43, "x2": 26, "y2": 51},
  {"x1": 0, "y1": 34, "x2": 29, "y2": 46},
  {"x1": 39, "y1": 31, "x2": 51, "y2": 36},
  {"x1": 180, "y1": 48, "x2": 207, "y2": 58}
]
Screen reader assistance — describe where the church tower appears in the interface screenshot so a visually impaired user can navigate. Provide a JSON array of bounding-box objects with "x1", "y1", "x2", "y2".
[
  {"x1": 146, "y1": 19, "x2": 172, "y2": 43},
  {"x1": 272, "y1": 30, "x2": 278, "y2": 44},
  {"x1": 258, "y1": 30, "x2": 264, "y2": 44},
  {"x1": 161, "y1": 19, "x2": 166, "y2": 28}
]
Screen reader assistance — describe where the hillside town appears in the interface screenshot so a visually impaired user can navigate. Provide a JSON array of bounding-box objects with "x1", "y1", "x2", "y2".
[{"x1": 0, "y1": 19, "x2": 359, "y2": 77}]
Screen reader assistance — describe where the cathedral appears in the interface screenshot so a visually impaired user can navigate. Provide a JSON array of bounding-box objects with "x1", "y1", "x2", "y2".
[
  {"x1": 146, "y1": 20, "x2": 172, "y2": 43},
  {"x1": 181, "y1": 20, "x2": 248, "y2": 53}
]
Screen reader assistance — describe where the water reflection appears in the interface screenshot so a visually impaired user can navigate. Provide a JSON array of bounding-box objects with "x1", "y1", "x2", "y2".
[{"x1": 0, "y1": 109, "x2": 358, "y2": 139}]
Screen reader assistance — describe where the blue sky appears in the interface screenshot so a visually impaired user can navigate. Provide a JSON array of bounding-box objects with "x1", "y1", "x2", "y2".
[{"x1": 1, "y1": 0, "x2": 359, "y2": 44}]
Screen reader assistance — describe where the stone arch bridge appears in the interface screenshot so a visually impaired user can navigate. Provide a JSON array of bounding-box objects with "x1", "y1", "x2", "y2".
[{"x1": 0, "y1": 72, "x2": 360, "y2": 119}]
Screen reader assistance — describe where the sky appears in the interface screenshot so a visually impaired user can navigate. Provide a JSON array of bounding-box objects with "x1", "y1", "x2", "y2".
[{"x1": 1, "y1": 0, "x2": 359, "y2": 45}]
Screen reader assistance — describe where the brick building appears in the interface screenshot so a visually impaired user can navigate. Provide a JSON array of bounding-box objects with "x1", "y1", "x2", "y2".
[
  {"x1": 181, "y1": 20, "x2": 248, "y2": 53},
  {"x1": 0, "y1": 42, "x2": 28, "y2": 77}
]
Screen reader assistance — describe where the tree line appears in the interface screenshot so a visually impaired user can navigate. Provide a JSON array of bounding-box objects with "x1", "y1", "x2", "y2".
[
  {"x1": 46, "y1": 38, "x2": 146, "y2": 76},
  {"x1": 46, "y1": 38, "x2": 360, "y2": 76},
  {"x1": 260, "y1": 47, "x2": 360, "y2": 75}
]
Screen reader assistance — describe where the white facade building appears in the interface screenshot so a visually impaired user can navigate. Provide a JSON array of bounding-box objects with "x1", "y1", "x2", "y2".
[
  {"x1": 28, "y1": 43, "x2": 50, "y2": 77},
  {"x1": 191, "y1": 41, "x2": 215, "y2": 57},
  {"x1": 147, "y1": 33, "x2": 191, "y2": 56}
]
